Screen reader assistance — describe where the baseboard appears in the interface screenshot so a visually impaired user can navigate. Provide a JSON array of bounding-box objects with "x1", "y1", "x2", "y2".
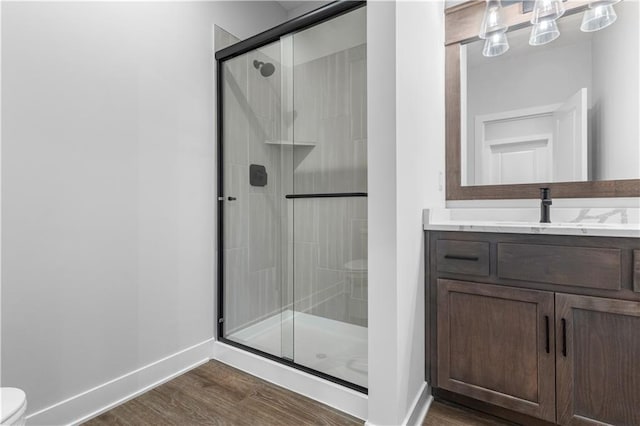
[
  {"x1": 212, "y1": 340, "x2": 368, "y2": 420},
  {"x1": 403, "y1": 383, "x2": 432, "y2": 426},
  {"x1": 26, "y1": 338, "x2": 214, "y2": 426},
  {"x1": 364, "y1": 383, "x2": 432, "y2": 426}
]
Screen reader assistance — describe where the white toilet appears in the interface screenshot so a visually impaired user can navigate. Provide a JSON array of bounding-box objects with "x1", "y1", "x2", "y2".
[{"x1": 1, "y1": 388, "x2": 27, "y2": 426}]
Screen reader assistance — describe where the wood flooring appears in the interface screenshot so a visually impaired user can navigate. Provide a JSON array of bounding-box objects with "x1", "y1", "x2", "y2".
[
  {"x1": 84, "y1": 360, "x2": 514, "y2": 426},
  {"x1": 423, "y1": 401, "x2": 514, "y2": 426}
]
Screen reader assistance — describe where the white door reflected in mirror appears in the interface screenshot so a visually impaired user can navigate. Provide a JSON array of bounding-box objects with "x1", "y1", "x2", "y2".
[{"x1": 475, "y1": 88, "x2": 588, "y2": 185}]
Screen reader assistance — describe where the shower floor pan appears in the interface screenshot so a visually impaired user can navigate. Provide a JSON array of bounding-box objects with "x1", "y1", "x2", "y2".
[{"x1": 228, "y1": 310, "x2": 368, "y2": 388}]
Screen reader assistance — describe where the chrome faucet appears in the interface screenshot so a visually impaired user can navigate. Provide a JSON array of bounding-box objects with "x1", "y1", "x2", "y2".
[{"x1": 540, "y1": 188, "x2": 552, "y2": 223}]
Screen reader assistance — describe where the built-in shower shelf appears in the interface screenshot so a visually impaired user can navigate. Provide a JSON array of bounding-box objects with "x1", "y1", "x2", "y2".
[{"x1": 265, "y1": 140, "x2": 316, "y2": 147}]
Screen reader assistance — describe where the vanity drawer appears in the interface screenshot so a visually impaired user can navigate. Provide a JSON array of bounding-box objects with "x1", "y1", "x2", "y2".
[
  {"x1": 437, "y1": 240, "x2": 490, "y2": 276},
  {"x1": 498, "y1": 243, "x2": 622, "y2": 291},
  {"x1": 634, "y1": 250, "x2": 640, "y2": 293}
]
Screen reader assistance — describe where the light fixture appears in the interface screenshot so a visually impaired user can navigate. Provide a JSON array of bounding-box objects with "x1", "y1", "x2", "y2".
[
  {"x1": 479, "y1": 0, "x2": 508, "y2": 39},
  {"x1": 530, "y1": 0, "x2": 566, "y2": 23},
  {"x1": 483, "y1": 31, "x2": 510, "y2": 57},
  {"x1": 528, "y1": 0, "x2": 564, "y2": 48},
  {"x1": 480, "y1": 0, "x2": 509, "y2": 57},
  {"x1": 581, "y1": 0, "x2": 620, "y2": 32},
  {"x1": 529, "y1": 19, "x2": 560, "y2": 45}
]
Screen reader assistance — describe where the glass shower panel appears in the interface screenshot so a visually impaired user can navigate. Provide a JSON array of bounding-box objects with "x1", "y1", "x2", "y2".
[
  {"x1": 222, "y1": 40, "x2": 292, "y2": 359},
  {"x1": 290, "y1": 7, "x2": 368, "y2": 388}
]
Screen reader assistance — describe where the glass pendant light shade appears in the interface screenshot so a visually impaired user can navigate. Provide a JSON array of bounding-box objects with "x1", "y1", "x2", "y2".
[
  {"x1": 483, "y1": 32, "x2": 510, "y2": 57},
  {"x1": 479, "y1": 0, "x2": 508, "y2": 39},
  {"x1": 530, "y1": 0, "x2": 565, "y2": 24},
  {"x1": 581, "y1": 2, "x2": 618, "y2": 32},
  {"x1": 529, "y1": 20, "x2": 560, "y2": 46}
]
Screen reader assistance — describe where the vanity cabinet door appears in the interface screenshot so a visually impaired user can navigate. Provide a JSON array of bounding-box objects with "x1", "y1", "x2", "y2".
[
  {"x1": 437, "y1": 279, "x2": 556, "y2": 422},
  {"x1": 556, "y1": 294, "x2": 640, "y2": 426}
]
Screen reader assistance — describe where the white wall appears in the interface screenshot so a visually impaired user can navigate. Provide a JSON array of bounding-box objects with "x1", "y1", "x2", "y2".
[
  {"x1": 1, "y1": 1, "x2": 287, "y2": 423},
  {"x1": 396, "y1": 0, "x2": 446, "y2": 421},
  {"x1": 367, "y1": 1, "x2": 445, "y2": 424},
  {"x1": 283, "y1": 1, "x2": 332, "y2": 20},
  {"x1": 367, "y1": 1, "x2": 400, "y2": 422},
  {"x1": 591, "y1": 0, "x2": 640, "y2": 180}
]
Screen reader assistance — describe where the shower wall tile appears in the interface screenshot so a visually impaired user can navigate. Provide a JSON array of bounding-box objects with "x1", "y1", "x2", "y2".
[
  {"x1": 348, "y1": 298, "x2": 367, "y2": 327},
  {"x1": 224, "y1": 247, "x2": 248, "y2": 333},
  {"x1": 249, "y1": 126, "x2": 281, "y2": 196},
  {"x1": 249, "y1": 266, "x2": 280, "y2": 321},
  {"x1": 353, "y1": 138, "x2": 367, "y2": 192},
  {"x1": 248, "y1": 192, "x2": 280, "y2": 271},
  {"x1": 293, "y1": 242, "x2": 316, "y2": 302},
  {"x1": 350, "y1": 218, "x2": 368, "y2": 265},
  {"x1": 223, "y1": 57, "x2": 249, "y2": 166},
  {"x1": 334, "y1": 51, "x2": 351, "y2": 118},
  {"x1": 292, "y1": 154, "x2": 317, "y2": 193},
  {"x1": 310, "y1": 292, "x2": 347, "y2": 324},
  {"x1": 349, "y1": 275, "x2": 367, "y2": 301},
  {"x1": 316, "y1": 199, "x2": 348, "y2": 270},
  {"x1": 223, "y1": 44, "x2": 286, "y2": 333},
  {"x1": 316, "y1": 268, "x2": 344, "y2": 293},
  {"x1": 293, "y1": 45, "x2": 367, "y2": 195},
  {"x1": 290, "y1": 45, "x2": 368, "y2": 327},
  {"x1": 293, "y1": 199, "x2": 317, "y2": 243},
  {"x1": 224, "y1": 163, "x2": 248, "y2": 249},
  {"x1": 295, "y1": 279, "x2": 346, "y2": 321},
  {"x1": 248, "y1": 50, "x2": 280, "y2": 121},
  {"x1": 349, "y1": 47, "x2": 367, "y2": 141},
  {"x1": 292, "y1": 60, "x2": 318, "y2": 144}
]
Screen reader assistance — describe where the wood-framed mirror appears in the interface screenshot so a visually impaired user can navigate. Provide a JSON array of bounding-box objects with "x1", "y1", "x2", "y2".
[{"x1": 445, "y1": 0, "x2": 640, "y2": 200}]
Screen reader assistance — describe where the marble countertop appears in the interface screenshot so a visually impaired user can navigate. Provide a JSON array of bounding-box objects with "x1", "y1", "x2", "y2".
[{"x1": 423, "y1": 209, "x2": 640, "y2": 238}]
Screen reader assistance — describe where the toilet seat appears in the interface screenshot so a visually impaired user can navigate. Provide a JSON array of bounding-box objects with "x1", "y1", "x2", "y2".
[{"x1": 1, "y1": 388, "x2": 26, "y2": 425}]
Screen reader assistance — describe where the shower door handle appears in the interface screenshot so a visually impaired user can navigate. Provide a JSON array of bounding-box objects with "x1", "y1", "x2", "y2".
[
  {"x1": 227, "y1": 196, "x2": 237, "y2": 201},
  {"x1": 285, "y1": 192, "x2": 367, "y2": 199}
]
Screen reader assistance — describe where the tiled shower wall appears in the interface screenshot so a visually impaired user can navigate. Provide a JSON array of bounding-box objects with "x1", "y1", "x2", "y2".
[
  {"x1": 288, "y1": 43, "x2": 368, "y2": 327},
  {"x1": 223, "y1": 46, "x2": 285, "y2": 334}
]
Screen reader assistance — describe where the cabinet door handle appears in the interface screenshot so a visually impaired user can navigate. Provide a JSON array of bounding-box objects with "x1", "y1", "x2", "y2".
[
  {"x1": 561, "y1": 318, "x2": 567, "y2": 357},
  {"x1": 444, "y1": 254, "x2": 479, "y2": 261},
  {"x1": 545, "y1": 315, "x2": 550, "y2": 354}
]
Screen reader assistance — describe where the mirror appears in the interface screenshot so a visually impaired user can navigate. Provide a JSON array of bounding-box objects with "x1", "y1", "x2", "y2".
[{"x1": 460, "y1": 1, "x2": 639, "y2": 187}]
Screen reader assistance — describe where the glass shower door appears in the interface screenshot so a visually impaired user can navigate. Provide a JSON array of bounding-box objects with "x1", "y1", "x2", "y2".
[
  {"x1": 221, "y1": 39, "x2": 293, "y2": 359},
  {"x1": 219, "y1": 4, "x2": 367, "y2": 390},
  {"x1": 289, "y1": 6, "x2": 368, "y2": 389}
]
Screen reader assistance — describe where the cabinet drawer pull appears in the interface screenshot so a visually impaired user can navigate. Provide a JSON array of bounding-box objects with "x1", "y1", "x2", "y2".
[
  {"x1": 561, "y1": 318, "x2": 567, "y2": 357},
  {"x1": 444, "y1": 254, "x2": 479, "y2": 261},
  {"x1": 545, "y1": 315, "x2": 550, "y2": 354}
]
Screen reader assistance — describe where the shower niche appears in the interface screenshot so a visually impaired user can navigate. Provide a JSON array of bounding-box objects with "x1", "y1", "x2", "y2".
[{"x1": 217, "y1": 4, "x2": 368, "y2": 390}]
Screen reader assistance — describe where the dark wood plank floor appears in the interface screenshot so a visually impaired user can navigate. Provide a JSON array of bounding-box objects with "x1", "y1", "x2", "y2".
[
  {"x1": 84, "y1": 361, "x2": 361, "y2": 426},
  {"x1": 423, "y1": 401, "x2": 514, "y2": 426},
  {"x1": 84, "y1": 360, "x2": 513, "y2": 426}
]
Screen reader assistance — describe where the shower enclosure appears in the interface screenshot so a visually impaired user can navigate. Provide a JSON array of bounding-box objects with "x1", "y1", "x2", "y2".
[{"x1": 216, "y1": 2, "x2": 367, "y2": 391}]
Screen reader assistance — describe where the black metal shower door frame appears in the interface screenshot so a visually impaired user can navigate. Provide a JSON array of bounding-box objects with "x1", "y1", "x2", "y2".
[{"x1": 216, "y1": 0, "x2": 367, "y2": 394}]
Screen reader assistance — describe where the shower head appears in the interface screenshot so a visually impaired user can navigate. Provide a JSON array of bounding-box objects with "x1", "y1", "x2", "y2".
[{"x1": 253, "y1": 60, "x2": 276, "y2": 77}]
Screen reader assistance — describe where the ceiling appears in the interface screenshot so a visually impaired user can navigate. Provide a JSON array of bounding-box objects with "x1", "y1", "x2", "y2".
[{"x1": 277, "y1": 1, "x2": 309, "y2": 11}]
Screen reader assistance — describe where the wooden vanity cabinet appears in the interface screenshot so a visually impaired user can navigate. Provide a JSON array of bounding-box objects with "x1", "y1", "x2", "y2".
[
  {"x1": 437, "y1": 279, "x2": 556, "y2": 422},
  {"x1": 555, "y1": 294, "x2": 640, "y2": 426},
  {"x1": 428, "y1": 231, "x2": 640, "y2": 426}
]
